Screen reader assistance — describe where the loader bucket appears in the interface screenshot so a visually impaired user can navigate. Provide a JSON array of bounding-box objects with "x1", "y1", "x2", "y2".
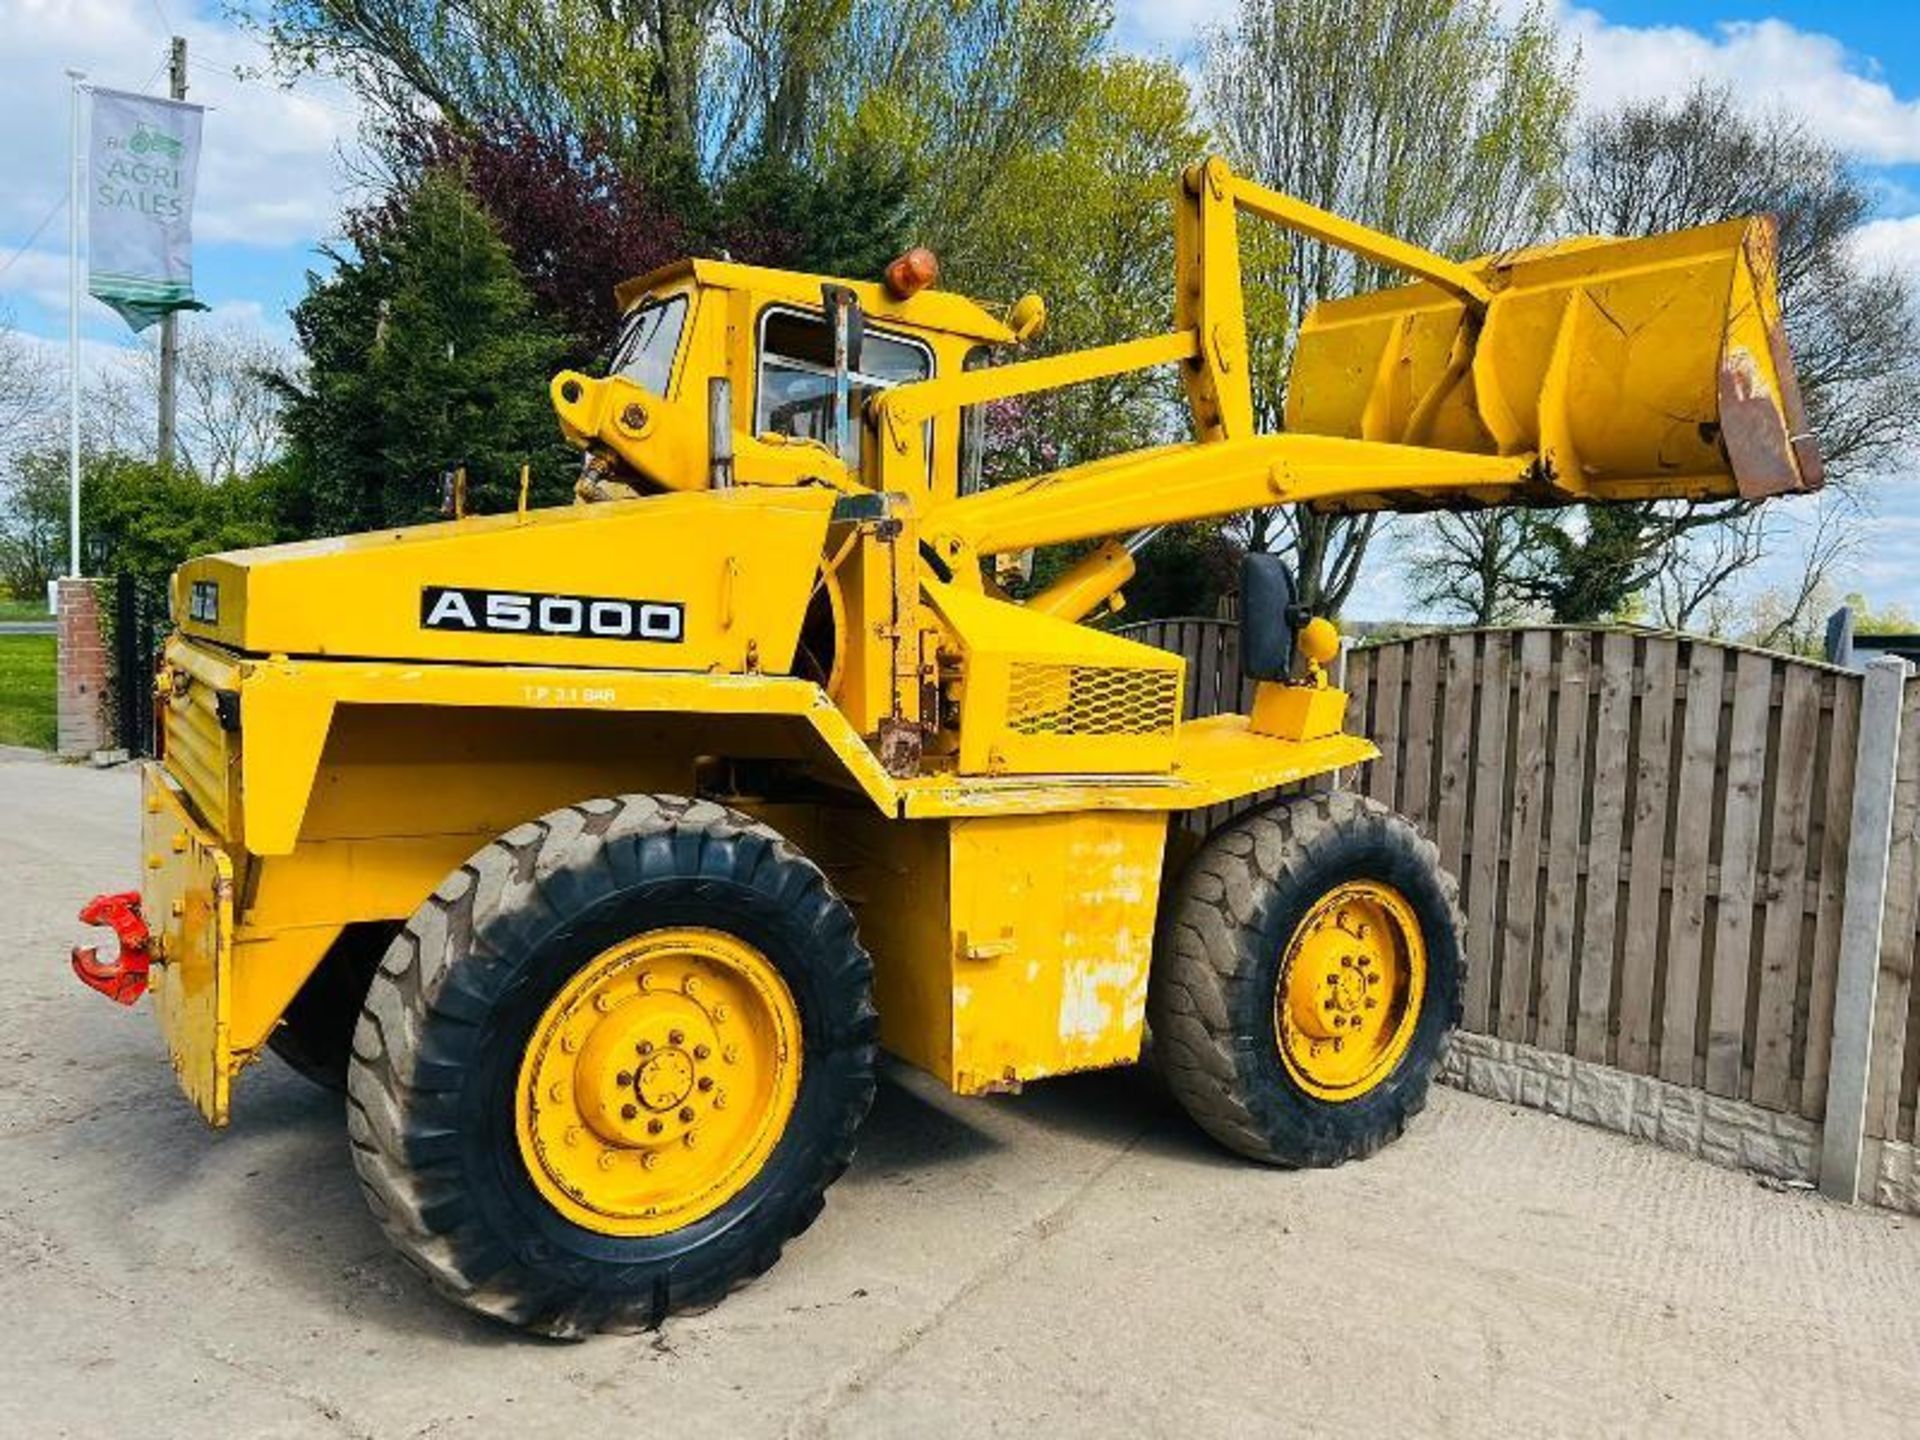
[{"x1": 1284, "y1": 216, "x2": 1822, "y2": 506}]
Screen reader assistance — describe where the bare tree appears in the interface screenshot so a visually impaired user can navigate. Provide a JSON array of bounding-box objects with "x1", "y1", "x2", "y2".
[
  {"x1": 0, "y1": 307, "x2": 57, "y2": 458},
  {"x1": 83, "y1": 318, "x2": 295, "y2": 479},
  {"x1": 1511, "y1": 85, "x2": 1920, "y2": 624},
  {"x1": 1405, "y1": 511, "x2": 1539, "y2": 625},
  {"x1": 1202, "y1": 0, "x2": 1575, "y2": 615}
]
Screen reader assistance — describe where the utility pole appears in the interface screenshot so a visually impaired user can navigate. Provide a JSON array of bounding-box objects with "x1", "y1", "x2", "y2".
[{"x1": 156, "y1": 34, "x2": 186, "y2": 469}]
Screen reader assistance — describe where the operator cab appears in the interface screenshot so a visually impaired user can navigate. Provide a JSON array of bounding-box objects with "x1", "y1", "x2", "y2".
[{"x1": 551, "y1": 253, "x2": 1031, "y2": 504}]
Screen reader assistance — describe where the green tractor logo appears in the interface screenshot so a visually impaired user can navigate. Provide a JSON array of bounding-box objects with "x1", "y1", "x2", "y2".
[{"x1": 127, "y1": 122, "x2": 184, "y2": 160}]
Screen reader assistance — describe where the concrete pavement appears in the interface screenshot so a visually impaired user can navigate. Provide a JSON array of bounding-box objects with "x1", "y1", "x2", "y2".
[{"x1": 5, "y1": 749, "x2": 1920, "y2": 1439}]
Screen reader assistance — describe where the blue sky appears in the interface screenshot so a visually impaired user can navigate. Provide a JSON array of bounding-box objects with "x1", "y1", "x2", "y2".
[{"x1": 3, "y1": 0, "x2": 1919, "y2": 618}]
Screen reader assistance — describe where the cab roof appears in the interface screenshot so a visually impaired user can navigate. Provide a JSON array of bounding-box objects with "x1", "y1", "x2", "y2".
[{"x1": 613, "y1": 257, "x2": 1016, "y2": 346}]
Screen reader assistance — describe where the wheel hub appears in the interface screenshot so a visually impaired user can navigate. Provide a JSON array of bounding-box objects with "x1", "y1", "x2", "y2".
[
  {"x1": 515, "y1": 927, "x2": 801, "y2": 1236},
  {"x1": 1275, "y1": 883, "x2": 1425, "y2": 1101}
]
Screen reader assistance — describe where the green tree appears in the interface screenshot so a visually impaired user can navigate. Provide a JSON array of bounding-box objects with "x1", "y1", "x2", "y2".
[
  {"x1": 0, "y1": 447, "x2": 286, "y2": 598},
  {"x1": 955, "y1": 55, "x2": 1231, "y2": 619},
  {"x1": 714, "y1": 133, "x2": 914, "y2": 277},
  {"x1": 0, "y1": 449, "x2": 67, "y2": 598},
  {"x1": 1203, "y1": 0, "x2": 1575, "y2": 616},
  {"x1": 964, "y1": 56, "x2": 1206, "y2": 475},
  {"x1": 277, "y1": 172, "x2": 573, "y2": 535},
  {"x1": 261, "y1": 0, "x2": 1107, "y2": 277}
]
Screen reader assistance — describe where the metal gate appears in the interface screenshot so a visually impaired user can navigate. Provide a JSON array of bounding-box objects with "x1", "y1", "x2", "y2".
[{"x1": 112, "y1": 574, "x2": 165, "y2": 758}]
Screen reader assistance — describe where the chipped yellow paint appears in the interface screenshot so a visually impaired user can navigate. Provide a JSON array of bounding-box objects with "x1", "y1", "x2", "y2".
[{"x1": 141, "y1": 764, "x2": 234, "y2": 1125}]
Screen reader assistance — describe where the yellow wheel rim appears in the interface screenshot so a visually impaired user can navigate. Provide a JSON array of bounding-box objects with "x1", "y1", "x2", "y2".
[
  {"x1": 1275, "y1": 881, "x2": 1426, "y2": 1102},
  {"x1": 515, "y1": 927, "x2": 801, "y2": 1237}
]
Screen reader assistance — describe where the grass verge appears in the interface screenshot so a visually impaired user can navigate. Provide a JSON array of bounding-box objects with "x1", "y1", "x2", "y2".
[
  {"x1": 0, "y1": 634, "x2": 57, "y2": 749},
  {"x1": 0, "y1": 597, "x2": 54, "y2": 623}
]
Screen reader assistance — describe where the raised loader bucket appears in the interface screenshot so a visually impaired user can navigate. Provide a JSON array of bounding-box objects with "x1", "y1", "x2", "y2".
[{"x1": 1285, "y1": 215, "x2": 1822, "y2": 506}]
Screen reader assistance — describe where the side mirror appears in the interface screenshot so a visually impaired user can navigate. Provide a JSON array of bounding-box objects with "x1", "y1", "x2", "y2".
[{"x1": 1241, "y1": 552, "x2": 1303, "y2": 682}]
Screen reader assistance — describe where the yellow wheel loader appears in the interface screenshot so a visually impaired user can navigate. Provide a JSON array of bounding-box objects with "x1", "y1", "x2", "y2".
[{"x1": 70, "y1": 156, "x2": 1819, "y2": 1335}]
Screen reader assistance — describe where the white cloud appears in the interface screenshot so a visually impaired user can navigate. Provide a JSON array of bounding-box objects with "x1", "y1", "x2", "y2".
[
  {"x1": 0, "y1": 246, "x2": 71, "y2": 316},
  {"x1": 1850, "y1": 214, "x2": 1920, "y2": 282},
  {"x1": 1118, "y1": 2, "x2": 1920, "y2": 167},
  {"x1": 0, "y1": 0, "x2": 364, "y2": 252},
  {"x1": 1558, "y1": 11, "x2": 1920, "y2": 162}
]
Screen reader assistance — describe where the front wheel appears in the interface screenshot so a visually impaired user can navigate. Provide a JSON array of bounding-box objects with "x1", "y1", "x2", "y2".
[
  {"x1": 1147, "y1": 791, "x2": 1463, "y2": 1167},
  {"x1": 346, "y1": 795, "x2": 877, "y2": 1336}
]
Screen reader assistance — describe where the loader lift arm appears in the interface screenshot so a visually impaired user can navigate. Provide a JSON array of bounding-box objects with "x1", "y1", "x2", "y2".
[{"x1": 872, "y1": 155, "x2": 1820, "y2": 567}]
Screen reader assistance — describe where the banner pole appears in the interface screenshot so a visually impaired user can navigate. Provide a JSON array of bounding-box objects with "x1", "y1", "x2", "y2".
[
  {"x1": 66, "y1": 66, "x2": 85, "y2": 580},
  {"x1": 156, "y1": 35, "x2": 186, "y2": 470}
]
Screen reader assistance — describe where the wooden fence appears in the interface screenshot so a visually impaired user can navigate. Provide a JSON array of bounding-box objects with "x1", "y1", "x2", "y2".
[{"x1": 1122, "y1": 619, "x2": 1920, "y2": 1174}]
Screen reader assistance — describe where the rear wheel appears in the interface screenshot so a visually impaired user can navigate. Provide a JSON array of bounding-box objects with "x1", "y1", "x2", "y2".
[
  {"x1": 346, "y1": 795, "x2": 877, "y2": 1336},
  {"x1": 1148, "y1": 791, "x2": 1463, "y2": 1167}
]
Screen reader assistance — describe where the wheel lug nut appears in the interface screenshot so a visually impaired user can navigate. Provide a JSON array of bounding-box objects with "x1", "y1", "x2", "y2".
[
  {"x1": 616, "y1": 1071, "x2": 633, "y2": 1087},
  {"x1": 564, "y1": 1126, "x2": 582, "y2": 1147},
  {"x1": 713, "y1": 1092, "x2": 727, "y2": 1110},
  {"x1": 1340, "y1": 956, "x2": 1354, "y2": 969},
  {"x1": 1332, "y1": 1038, "x2": 1344, "y2": 1051},
  {"x1": 723, "y1": 1045, "x2": 738, "y2": 1064},
  {"x1": 698, "y1": 1076, "x2": 714, "y2": 1091},
  {"x1": 642, "y1": 1152, "x2": 659, "y2": 1170},
  {"x1": 668, "y1": 1029, "x2": 685, "y2": 1046},
  {"x1": 1323, "y1": 998, "x2": 1335, "y2": 1011},
  {"x1": 647, "y1": 1118, "x2": 664, "y2": 1135},
  {"x1": 593, "y1": 993, "x2": 615, "y2": 1013},
  {"x1": 683, "y1": 1131, "x2": 698, "y2": 1148},
  {"x1": 694, "y1": 1044, "x2": 711, "y2": 1061},
  {"x1": 548, "y1": 1082, "x2": 567, "y2": 1102},
  {"x1": 679, "y1": 1106, "x2": 695, "y2": 1123},
  {"x1": 561, "y1": 1034, "x2": 581, "y2": 1054},
  {"x1": 685, "y1": 976, "x2": 702, "y2": 995},
  {"x1": 637, "y1": 972, "x2": 654, "y2": 992},
  {"x1": 637, "y1": 1039, "x2": 654, "y2": 1056},
  {"x1": 621, "y1": 1103, "x2": 638, "y2": 1120},
  {"x1": 1366, "y1": 997, "x2": 1378, "y2": 1009},
  {"x1": 598, "y1": 1152, "x2": 617, "y2": 1171},
  {"x1": 713, "y1": 1004, "x2": 730, "y2": 1022}
]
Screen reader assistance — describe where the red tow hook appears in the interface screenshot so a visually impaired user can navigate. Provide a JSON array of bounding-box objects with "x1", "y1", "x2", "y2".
[{"x1": 72, "y1": 891, "x2": 153, "y2": 1004}]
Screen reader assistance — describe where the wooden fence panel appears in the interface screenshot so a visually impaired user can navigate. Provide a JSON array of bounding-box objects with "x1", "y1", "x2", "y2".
[
  {"x1": 1580, "y1": 634, "x2": 1634, "y2": 1066},
  {"x1": 1661, "y1": 644, "x2": 1723, "y2": 1088},
  {"x1": 1704, "y1": 650, "x2": 1771, "y2": 1096},
  {"x1": 1752, "y1": 666, "x2": 1819, "y2": 1110},
  {"x1": 1435, "y1": 633, "x2": 1476, "y2": 882},
  {"x1": 1803, "y1": 675, "x2": 1861, "y2": 1119},
  {"x1": 1464, "y1": 634, "x2": 1513, "y2": 1034},
  {"x1": 1538, "y1": 632, "x2": 1591, "y2": 1055},
  {"x1": 1500, "y1": 632, "x2": 1553, "y2": 1043},
  {"x1": 1369, "y1": 645, "x2": 1405, "y2": 808},
  {"x1": 1619, "y1": 638, "x2": 1678, "y2": 1075}
]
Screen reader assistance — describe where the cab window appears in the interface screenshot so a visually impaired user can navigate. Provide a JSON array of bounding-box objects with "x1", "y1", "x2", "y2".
[
  {"x1": 610, "y1": 296, "x2": 688, "y2": 395},
  {"x1": 756, "y1": 307, "x2": 932, "y2": 467}
]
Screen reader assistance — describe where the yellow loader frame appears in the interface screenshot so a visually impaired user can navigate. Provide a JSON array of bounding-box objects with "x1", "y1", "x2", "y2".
[{"x1": 99, "y1": 157, "x2": 1815, "y2": 1128}]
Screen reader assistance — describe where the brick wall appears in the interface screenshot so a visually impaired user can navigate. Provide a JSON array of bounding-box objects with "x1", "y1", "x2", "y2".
[{"x1": 56, "y1": 578, "x2": 111, "y2": 758}]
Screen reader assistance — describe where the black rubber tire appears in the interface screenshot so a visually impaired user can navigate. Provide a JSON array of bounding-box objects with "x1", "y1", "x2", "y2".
[
  {"x1": 345, "y1": 795, "x2": 878, "y2": 1336},
  {"x1": 1147, "y1": 791, "x2": 1464, "y2": 1167},
  {"x1": 267, "y1": 923, "x2": 394, "y2": 1091}
]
